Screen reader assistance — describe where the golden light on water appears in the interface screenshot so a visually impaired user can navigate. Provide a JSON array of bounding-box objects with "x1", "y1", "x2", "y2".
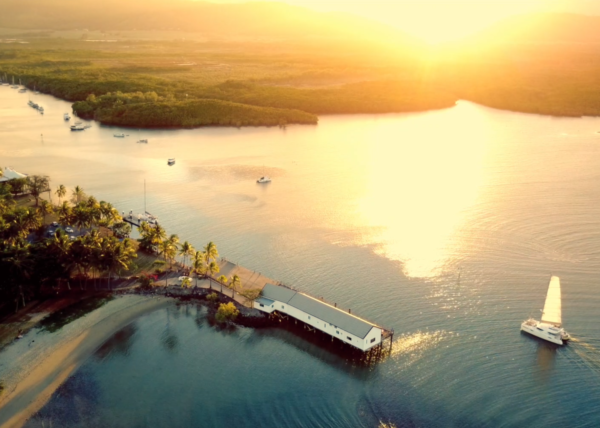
[
  {"x1": 355, "y1": 103, "x2": 490, "y2": 278},
  {"x1": 391, "y1": 330, "x2": 455, "y2": 366}
]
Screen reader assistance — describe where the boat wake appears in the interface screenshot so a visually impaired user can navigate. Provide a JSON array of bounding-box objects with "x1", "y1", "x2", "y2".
[{"x1": 567, "y1": 337, "x2": 600, "y2": 376}]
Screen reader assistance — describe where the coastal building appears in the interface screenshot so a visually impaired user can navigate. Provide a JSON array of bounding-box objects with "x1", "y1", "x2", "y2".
[
  {"x1": 0, "y1": 167, "x2": 27, "y2": 182},
  {"x1": 255, "y1": 283, "x2": 393, "y2": 352}
]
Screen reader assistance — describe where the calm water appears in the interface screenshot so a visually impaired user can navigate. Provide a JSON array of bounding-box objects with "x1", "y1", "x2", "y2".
[{"x1": 2, "y1": 86, "x2": 600, "y2": 427}]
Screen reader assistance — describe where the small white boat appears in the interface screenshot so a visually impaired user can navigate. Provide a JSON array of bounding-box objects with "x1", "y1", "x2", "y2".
[
  {"x1": 38, "y1": 106, "x2": 44, "y2": 114},
  {"x1": 137, "y1": 139, "x2": 148, "y2": 144},
  {"x1": 114, "y1": 133, "x2": 126, "y2": 138},
  {"x1": 64, "y1": 113, "x2": 71, "y2": 121},
  {"x1": 168, "y1": 158, "x2": 175, "y2": 166},
  {"x1": 70, "y1": 124, "x2": 85, "y2": 131},
  {"x1": 521, "y1": 276, "x2": 570, "y2": 345},
  {"x1": 256, "y1": 176, "x2": 271, "y2": 183},
  {"x1": 18, "y1": 88, "x2": 27, "y2": 93}
]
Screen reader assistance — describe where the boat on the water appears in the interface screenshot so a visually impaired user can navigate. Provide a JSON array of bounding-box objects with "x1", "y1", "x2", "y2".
[
  {"x1": 256, "y1": 176, "x2": 271, "y2": 183},
  {"x1": 18, "y1": 88, "x2": 27, "y2": 93},
  {"x1": 168, "y1": 158, "x2": 175, "y2": 166},
  {"x1": 38, "y1": 106, "x2": 44, "y2": 114},
  {"x1": 70, "y1": 124, "x2": 85, "y2": 131},
  {"x1": 137, "y1": 139, "x2": 148, "y2": 144},
  {"x1": 114, "y1": 133, "x2": 126, "y2": 138},
  {"x1": 64, "y1": 113, "x2": 71, "y2": 121},
  {"x1": 521, "y1": 275, "x2": 571, "y2": 345}
]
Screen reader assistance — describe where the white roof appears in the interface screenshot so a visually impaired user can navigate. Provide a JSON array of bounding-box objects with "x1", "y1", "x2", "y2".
[
  {"x1": 261, "y1": 284, "x2": 380, "y2": 338},
  {"x1": 0, "y1": 167, "x2": 27, "y2": 182}
]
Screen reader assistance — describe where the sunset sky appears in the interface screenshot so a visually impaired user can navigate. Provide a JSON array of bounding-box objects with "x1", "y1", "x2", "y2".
[{"x1": 212, "y1": 0, "x2": 600, "y2": 42}]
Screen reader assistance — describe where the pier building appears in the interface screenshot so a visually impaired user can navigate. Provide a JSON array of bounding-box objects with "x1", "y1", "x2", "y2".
[{"x1": 255, "y1": 283, "x2": 393, "y2": 352}]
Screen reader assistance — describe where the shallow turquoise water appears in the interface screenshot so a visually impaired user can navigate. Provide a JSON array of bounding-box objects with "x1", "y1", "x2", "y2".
[{"x1": 2, "y1": 86, "x2": 600, "y2": 427}]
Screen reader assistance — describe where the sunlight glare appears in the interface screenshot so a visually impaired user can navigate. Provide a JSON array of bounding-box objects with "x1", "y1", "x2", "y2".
[
  {"x1": 266, "y1": 0, "x2": 553, "y2": 43},
  {"x1": 356, "y1": 102, "x2": 490, "y2": 278}
]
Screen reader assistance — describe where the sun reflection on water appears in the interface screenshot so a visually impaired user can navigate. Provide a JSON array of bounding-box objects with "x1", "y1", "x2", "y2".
[
  {"x1": 391, "y1": 330, "x2": 456, "y2": 369},
  {"x1": 354, "y1": 102, "x2": 491, "y2": 278}
]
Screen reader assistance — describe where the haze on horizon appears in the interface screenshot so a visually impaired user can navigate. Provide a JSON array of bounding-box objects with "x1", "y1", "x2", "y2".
[{"x1": 208, "y1": 0, "x2": 600, "y2": 43}]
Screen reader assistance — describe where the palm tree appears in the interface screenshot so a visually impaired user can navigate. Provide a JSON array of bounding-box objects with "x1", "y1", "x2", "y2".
[
  {"x1": 229, "y1": 274, "x2": 241, "y2": 299},
  {"x1": 22, "y1": 207, "x2": 42, "y2": 233},
  {"x1": 26, "y1": 175, "x2": 50, "y2": 207},
  {"x1": 101, "y1": 238, "x2": 137, "y2": 289},
  {"x1": 179, "y1": 241, "x2": 194, "y2": 270},
  {"x1": 82, "y1": 230, "x2": 102, "y2": 288},
  {"x1": 72, "y1": 205, "x2": 92, "y2": 229},
  {"x1": 217, "y1": 274, "x2": 227, "y2": 293},
  {"x1": 57, "y1": 201, "x2": 73, "y2": 226},
  {"x1": 5, "y1": 239, "x2": 33, "y2": 311},
  {"x1": 192, "y1": 250, "x2": 205, "y2": 286},
  {"x1": 71, "y1": 185, "x2": 86, "y2": 204},
  {"x1": 138, "y1": 222, "x2": 166, "y2": 254},
  {"x1": 38, "y1": 200, "x2": 53, "y2": 224},
  {"x1": 203, "y1": 241, "x2": 219, "y2": 267},
  {"x1": 99, "y1": 201, "x2": 121, "y2": 226},
  {"x1": 158, "y1": 240, "x2": 176, "y2": 285},
  {"x1": 48, "y1": 230, "x2": 74, "y2": 289},
  {"x1": 55, "y1": 184, "x2": 66, "y2": 206}
]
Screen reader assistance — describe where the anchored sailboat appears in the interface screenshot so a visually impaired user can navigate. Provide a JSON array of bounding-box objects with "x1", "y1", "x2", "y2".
[{"x1": 521, "y1": 276, "x2": 570, "y2": 345}]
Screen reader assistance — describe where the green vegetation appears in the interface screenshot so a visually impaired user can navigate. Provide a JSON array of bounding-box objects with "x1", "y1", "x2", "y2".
[
  {"x1": 2, "y1": 4, "x2": 600, "y2": 121},
  {"x1": 0, "y1": 177, "x2": 138, "y2": 315},
  {"x1": 0, "y1": 34, "x2": 455, "y2": 128},
  {"x1": 206, "y1": 292, "x2": 219, "y2": 304},
  {"x1": 215, "y1": 302, "x2": 239, "y2": 323}
]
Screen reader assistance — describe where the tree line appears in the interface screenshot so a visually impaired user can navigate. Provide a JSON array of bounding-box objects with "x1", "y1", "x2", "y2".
[
  {"x1": 0, "y1": 171, "x2": 252, "y2": 319},
  {"x1": 0, "y1": 173, "x2": 136, "y2": 314}
]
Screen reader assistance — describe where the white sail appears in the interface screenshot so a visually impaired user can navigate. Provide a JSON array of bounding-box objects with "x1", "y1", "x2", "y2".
[{"x1": 541, "y1": 276, "x2": 562, "y2": 326}]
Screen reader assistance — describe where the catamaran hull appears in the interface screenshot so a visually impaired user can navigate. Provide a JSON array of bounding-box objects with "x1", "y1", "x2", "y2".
[{"x1": 520, "y1": 320, "x2": 568, "y2": 345}]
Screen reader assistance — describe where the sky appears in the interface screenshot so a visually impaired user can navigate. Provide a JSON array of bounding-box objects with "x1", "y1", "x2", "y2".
[{"x1": 210, "y1": 0, "x2": 600, "y2": 43}]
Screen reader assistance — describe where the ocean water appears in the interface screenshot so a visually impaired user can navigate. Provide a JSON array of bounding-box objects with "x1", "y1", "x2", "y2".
[{"x1": 1, "y1": 86, "x2": 600, "y2": 427}]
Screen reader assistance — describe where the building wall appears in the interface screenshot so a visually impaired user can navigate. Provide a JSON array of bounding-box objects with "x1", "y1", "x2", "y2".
[
  {"x1": 257, "y1": 302, "x2": 276, "y2": 313},
  {"x1": 256, "y1": 298, "x2": 383, "y2": 351}
]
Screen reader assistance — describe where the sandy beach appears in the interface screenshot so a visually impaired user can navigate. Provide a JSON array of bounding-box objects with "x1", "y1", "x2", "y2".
[{"x1": 0, "y1": 295, "x2": 175, "y2": 428}]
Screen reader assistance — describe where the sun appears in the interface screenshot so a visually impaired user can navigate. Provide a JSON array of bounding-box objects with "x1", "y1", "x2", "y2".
[
  {"x1": 389, "y1": 0, "x2": 552, "y2": 43},
  {"x1": 275, "y1": 0, "x2": 552, "y2": 44}
]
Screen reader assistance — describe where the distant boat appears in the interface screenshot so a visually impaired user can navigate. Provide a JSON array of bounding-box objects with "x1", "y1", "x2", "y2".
[
  {"x1": 18, "y1": 88, "x2": 26, "y2": 93},
  {"x1": 256, "y1": 176, "x2": 271, "y2": 183},
  {"x1": 168, "y1": 158, "x2": 176, "y2": 166},
  {"x1": 70, "y1": 124, "x2": 85, "y2": 131},
  {"x1": 38, "y1": 106, "x2": 44, "y2": 114},
  {"x1": 114, "y1": 133, "x2": 126, "y2": 138},
  {"x1": 521, "y1": 276, "x2": 571, "y2": 345},
  {"x1": 137, "y1": 139, "x2": 148, "y2": 144},
  {"x1": 64, "y1": 113, "x2": 71, "y2": 121}
]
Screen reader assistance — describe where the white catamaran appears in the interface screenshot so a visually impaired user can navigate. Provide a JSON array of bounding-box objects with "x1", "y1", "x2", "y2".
[{"x1": 521, "y1": 276, "x2": 570, "y2": 345}]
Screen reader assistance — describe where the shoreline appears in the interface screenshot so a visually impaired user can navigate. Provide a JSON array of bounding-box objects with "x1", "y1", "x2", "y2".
[{"x1": 0, "y1": 295, "x2": 175, "y2": 428}]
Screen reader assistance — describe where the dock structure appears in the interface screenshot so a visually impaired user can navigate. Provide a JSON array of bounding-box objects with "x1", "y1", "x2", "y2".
[{"x1": 255, "y1": 283, "x2": 393, "y2": 353}]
